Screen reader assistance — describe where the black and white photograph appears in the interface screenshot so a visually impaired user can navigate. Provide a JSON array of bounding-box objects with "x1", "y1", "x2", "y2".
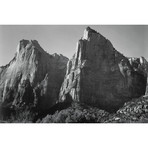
[
  {"x1": 0, "y1": 0, "x2": 148, "y2": 148},
  {"x1": 0, "y1": 25, "x2": 148, "y2": 123}
]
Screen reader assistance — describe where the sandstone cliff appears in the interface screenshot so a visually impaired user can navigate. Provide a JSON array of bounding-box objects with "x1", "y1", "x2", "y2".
[
  {"x1": 59, "y1": 27, "x2": 147, "y2": 112},
  {"x1": 0, "y1": 39, "x2": 68, "y2": 116}
]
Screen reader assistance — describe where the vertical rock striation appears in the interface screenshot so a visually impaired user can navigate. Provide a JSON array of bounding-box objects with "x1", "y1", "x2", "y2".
[
  {"x1": 59, "y1": 27, "x2": 147, "y2": 112},
  {"x1": 0, "y1": 39, "x2": 68, "y2": 113}
]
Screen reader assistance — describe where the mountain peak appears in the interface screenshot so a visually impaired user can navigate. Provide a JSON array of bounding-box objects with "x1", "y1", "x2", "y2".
[
  {"x1": 16, "y1": 39, "x2": 45, "y2": 59},
  {"x1": 83, "y1": 27, "x2": 100, "y2": 40},
  {"x1": 20, "y1": 39, "x2": 30, "y2": 47},
  {"x1": 19, "y1": 39, "x2": 39, "y2": 45},
  {"x1": 0, "y1": 39, "x2": 68, "y2": 114},
  {"x1": 59, "y1": 27, "x2": 147, "y2": 112},
  {"x1": 86, "y1": 26, "x2": 97, "y2": 33}
]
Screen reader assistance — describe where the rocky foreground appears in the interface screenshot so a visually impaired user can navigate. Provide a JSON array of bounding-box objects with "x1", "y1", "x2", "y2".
[
  {"x1": 37, "y1": 95, "x2": 148, "y2": 123},
  {"x1": 2, "y1": 95, "x2": 148, "y2": 123}
]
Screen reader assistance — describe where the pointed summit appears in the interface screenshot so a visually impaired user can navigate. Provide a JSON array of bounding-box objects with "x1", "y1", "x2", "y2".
[
  {"x1": 16, "y1": 39, "x2": 44, "y2": 55},
  {"x1": 59, "y1": 27, "x2": 147, "y2": 112},
  {"x1": 83, "y1": 26, "x2": 102, "y2": 41},
  {"x1": 86, "y1": 26, "x2": 97, "y2": 33},
  {"x1": 0, "y1": 39, "x2": 68, "y2": 117}
]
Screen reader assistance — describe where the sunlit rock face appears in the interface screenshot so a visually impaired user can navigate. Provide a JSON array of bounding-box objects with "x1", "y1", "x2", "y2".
[
  {"x1": 0, "y1": 39, "x2": 68, "y2": 111},
  {"x1": 59, "y1": 27, "x2": 147, "y2": 112}
]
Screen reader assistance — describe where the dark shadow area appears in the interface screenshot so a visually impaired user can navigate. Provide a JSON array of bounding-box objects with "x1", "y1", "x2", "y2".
[{"x1": 33, "y1": 93, "x2": 73, "y2": 122}]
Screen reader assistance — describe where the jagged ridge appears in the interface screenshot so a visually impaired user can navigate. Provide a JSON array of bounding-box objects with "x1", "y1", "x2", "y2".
[{"x1": 0, "y1": 39, "x2": 68, "y2": 119}]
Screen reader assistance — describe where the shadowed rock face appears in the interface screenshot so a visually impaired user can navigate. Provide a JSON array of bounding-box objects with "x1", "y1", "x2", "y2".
[
  {"x1": 128, "y1": 56, "x2": 148, "y2": 95},
  {"x1": 59, "y1": 27, "x2": 147, "y2": 112},
  {"x1": 0, "y1": 39, "x2": 68, "y2": 112}
]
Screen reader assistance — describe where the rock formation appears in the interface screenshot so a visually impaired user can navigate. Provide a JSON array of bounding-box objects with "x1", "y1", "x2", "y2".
[
  {"x1": 0, "y1": 27, "x2": 148, "y2": 123},
  {"x1": 39, "y1": 96, "x2": 148, "y2": 123},
  {"x1": 0, "y1": 39, "x2": 68, "y2": 115},
  {"x1": 128, "y1": 56, "x2": 148, "y2": 95},
  {"x1": 59, "y1": 27, "x2": 147, "y2": 112}
]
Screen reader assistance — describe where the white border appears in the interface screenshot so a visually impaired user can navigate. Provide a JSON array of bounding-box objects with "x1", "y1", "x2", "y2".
[{"x1": 0, "y1": 0, "x2": 148, "y2": 24}]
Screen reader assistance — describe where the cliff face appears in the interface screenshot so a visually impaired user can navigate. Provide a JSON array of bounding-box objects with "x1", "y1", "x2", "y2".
[
  {"x1": 128, "y1": 56, "x2": 148, "y2": 95},
  {"x1": 59, "y1": 27, "x2": 147, "y2": 112},
  {"x1": 0, "y1": 40, "x2": 68, "y2": 112},
  {"x1": 0, "y1": 27, "x2": 148, "y2": 123}
]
